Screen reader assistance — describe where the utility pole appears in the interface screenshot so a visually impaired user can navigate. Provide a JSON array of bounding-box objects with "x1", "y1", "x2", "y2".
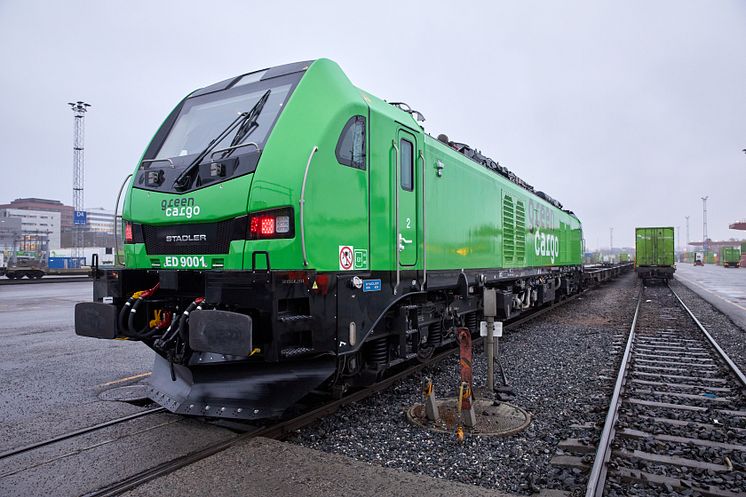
[
  {"x1": 685, "y1": 216, "x2": 690, "y2": 248},
  {"x1": 701, "y1": 196, "x2": 709, "y2": 259},
  {"x1": 609, "y1": 227, "x2": 613, "y2": 251},
  {"x1": 69, "y1": 101, "x2": 91, "y2": 258},
  {"x1": 677, "y1": 226, "x2": 681, "y2": 253}
]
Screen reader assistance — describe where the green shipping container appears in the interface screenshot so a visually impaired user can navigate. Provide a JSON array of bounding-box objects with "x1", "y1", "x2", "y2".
[
  {"x1": 618, "y1": 252, "x2": 630, "y2": 263},
  {"x1": 635, "y1": 227, "x2": 675, "y2": 267}
]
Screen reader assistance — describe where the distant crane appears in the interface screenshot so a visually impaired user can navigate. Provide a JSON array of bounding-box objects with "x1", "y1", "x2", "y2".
[
  {"x1": 701, "y1": 196, "x2": 709, "y2": 258},
  {"x1": 68, "y1": 101, "x2": 91, "y2": 257}
]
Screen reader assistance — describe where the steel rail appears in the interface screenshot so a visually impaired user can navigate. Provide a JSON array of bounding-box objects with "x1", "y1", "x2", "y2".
[
  {"x1": 585, "y1": 281, "x2": 746, "y2": 497},
  {"x1": 83, "y1": 285, "x2": 592, "y2": 497},
  {"x1": 0, "y1": 407, "x2": 165, "y2": 461},
  {"x1": 585, "y1": 282, "x2": 642, "y2": 497},
  {"x1": 669, "y1": 284, "x2": 746, "y2": 387}
]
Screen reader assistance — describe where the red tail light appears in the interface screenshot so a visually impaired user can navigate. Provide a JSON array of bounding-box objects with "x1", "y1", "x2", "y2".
[
  {"x1": 124, "y1": 221, "x2": 134, "y2": 244},
  {"x1": 248, "y1": 208, "x2": 294, "y2": 240}
]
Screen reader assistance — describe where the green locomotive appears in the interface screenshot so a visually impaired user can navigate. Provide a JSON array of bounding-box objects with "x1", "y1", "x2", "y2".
[{"x1": 76, "y1": 59, "x2": 583, "y2": 419}]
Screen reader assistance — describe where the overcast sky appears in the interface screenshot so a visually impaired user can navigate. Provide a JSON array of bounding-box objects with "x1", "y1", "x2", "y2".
[{"x1": 0, "y1": 0, "x2": 744, "y2": 249}]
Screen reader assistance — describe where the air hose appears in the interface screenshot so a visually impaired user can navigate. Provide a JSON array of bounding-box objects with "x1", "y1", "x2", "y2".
[
  {"x1": 156, "y1": 297, "x2": 205, "y2": 348},
  {"x1": 121, "y1": 283, "x2": 161, "y2": 337}
]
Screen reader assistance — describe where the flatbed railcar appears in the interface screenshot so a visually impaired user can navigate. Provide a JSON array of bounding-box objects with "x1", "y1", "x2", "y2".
[
  {"x1": 635, "y1": 226, "x2": 675, "y2": 281},
  {"x1": 76, "y1": 59, "x2": 585, "y2": 420}
]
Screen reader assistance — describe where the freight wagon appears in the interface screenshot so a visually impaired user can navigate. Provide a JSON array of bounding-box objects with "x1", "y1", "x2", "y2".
[{"x1": 635, "y1": 227, "x2": 675, "y2": 280}]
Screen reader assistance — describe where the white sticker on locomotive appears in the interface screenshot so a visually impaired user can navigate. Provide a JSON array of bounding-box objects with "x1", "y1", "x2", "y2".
[
  {"x1": 339, "y1": 246, "x2": 354, "y2": 271},
  {"x1": 534, "y1": 228, "x2": 559, "y2": 264}
]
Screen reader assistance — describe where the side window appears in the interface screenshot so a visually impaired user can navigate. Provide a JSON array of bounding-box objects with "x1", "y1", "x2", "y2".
[
  {"x1": 400, "y1": 138, "x2": 413, "y2": 191},
  {"x1": 335, "y1": 116, "x2": 366, "y2": 169}
]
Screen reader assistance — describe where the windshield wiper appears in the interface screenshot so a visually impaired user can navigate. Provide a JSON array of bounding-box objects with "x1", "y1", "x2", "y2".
[
  {"x1": 172, "y1": 89, "x2": 271, "y2": 191},
  {"x1": 220, "y1": 89, "x2": 271, "y2": 160}
]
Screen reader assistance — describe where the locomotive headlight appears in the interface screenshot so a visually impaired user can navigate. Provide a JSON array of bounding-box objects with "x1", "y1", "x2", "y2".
[
  {"x1": 210, "y1": 162, "x2": 225, "y2": 177},
  {"x1": 275, "y1": 216, "x2": 290, "y2": 234},
  {"x1": 146, "y1": 170, "x2": 164, "y2": 186}
]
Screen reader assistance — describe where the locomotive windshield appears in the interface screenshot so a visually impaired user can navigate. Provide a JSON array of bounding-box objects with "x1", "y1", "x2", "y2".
[
  {"x1": 156, "y1": 82, "x2": 292, "y2": 160},
  {"x1": 135, "y1": 70, "x2": 303, "y2": 193}
]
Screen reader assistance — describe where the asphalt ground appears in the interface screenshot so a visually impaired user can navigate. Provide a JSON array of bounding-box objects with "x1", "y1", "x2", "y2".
[
  {"x1": 121, "y1": 437, "x2": 518, "y2": 497},
  {"x1": 0, "y1": 281, "x2": 235, "y2": 497},
  {"x1": 674, "y1": 262, "x2": 746, "y2": 330}
]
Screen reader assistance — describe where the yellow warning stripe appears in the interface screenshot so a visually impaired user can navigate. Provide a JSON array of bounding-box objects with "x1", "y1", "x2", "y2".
[{"x1": 99, "y1": 371, "x2": 152, "y2": 387}]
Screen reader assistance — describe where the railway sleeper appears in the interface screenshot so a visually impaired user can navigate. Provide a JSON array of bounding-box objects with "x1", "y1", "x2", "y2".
[{"x1": 616, "y1": 468, "x2": 745, "y2": 497}]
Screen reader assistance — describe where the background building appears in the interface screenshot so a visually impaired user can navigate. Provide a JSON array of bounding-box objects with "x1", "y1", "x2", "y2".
[
  {"x1": 0, "y1": 198, "x2": 117, "y2": 249},
  {"x1": 0, "y1": 198, "x2": 73, "y2": 229},
  {"x1": 0, "y1": 208, "x2": 60, "y2": 249},
  {"x1": 0, "y1": 216, "x2": 22, "y2": 255}
]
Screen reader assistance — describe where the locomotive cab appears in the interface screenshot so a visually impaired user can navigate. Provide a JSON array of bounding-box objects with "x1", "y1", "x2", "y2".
[{"x1": 77, "y1": 59, "x2": 384, "y2": 418}]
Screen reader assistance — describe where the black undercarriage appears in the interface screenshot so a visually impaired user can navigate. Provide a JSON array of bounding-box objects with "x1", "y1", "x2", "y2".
[{"x1": 75, "y1": 264, "x2": 626, "y2": 420}]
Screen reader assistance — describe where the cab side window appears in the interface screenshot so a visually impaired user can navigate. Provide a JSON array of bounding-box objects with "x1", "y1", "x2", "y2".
[
  {"x1": 400, "y1": 138, "x2": 413, "y2": 191},
  {"x1": 335, "y1": 116, "x2": 366, "y2": 170}
]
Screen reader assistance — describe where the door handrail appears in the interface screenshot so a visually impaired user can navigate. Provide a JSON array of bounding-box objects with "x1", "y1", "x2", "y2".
[
  {"x1": 420, "y1": 150, "x2": 426, "y2": 290},
  {"x1": 113, "y1": 173, "x2": 133, "y2": 267},
  {"x1": 392, "y1": 140, "x2": 400, "y2": 295},
  {"x1": 300, "y1": 146, "x2": 319, "y2": 267}
]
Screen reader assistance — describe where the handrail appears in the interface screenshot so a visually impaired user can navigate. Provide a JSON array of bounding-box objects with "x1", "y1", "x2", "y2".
[
  {"x1": 140, "y1": 158, "x2": 174, "y2": 169},
  {"x1": 113, "y1": 173, "x2": 133, "y2": 267},
  {"x1": 209, "y1": 142, "x2": 259, "y2": 160},
  {"x1": 392, "y1": 140, "x2": 400, "y2": 295},
  {"x1": 300, "y1": 146, "x2": 318, "y2": 267},
  {"x1": 420, "y1": 150, "x2": 426, "y2": 291}
]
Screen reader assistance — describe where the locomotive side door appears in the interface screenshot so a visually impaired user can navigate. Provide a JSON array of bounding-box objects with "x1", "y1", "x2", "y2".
[{"x1": 395, "y1": 128, "x2": 419, "y2": 267}]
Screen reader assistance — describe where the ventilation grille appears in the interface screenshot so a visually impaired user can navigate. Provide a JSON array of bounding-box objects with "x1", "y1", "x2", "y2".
[
  {"x1": 515, "y1": 200, "x2": 526, "y2": 261},
  {"x1": 503, "y1": 195, "x2": 526, "y2": 264},
  {"x1": 503, "y1": 195, "x2": 515, "y2": 263}
]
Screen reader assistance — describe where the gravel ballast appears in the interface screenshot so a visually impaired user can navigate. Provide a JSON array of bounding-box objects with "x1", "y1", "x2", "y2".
[{"x1": 289, "y1": 273, "x2": 640, "y2": 494}]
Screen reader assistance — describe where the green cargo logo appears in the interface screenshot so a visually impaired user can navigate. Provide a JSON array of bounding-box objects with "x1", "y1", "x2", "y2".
[
  {"x1": 534, "y1": 228, "x2": 559, "y2": 264},
  {"x1": 161, "y1": 197, "x2": 201, "y2": 219}
]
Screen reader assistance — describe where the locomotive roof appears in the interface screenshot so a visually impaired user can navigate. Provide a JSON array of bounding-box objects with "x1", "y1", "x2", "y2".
[{"x1": 189, "y1": 59, "x2": 576, "y2": 218}]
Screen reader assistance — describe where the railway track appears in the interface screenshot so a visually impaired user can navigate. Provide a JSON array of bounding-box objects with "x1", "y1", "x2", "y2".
[
  {"x1": 0, "y1": 274, "x2": 623, "y2": 496},
  {"x1": 81, "y1": 285, "x2": 595, "y2": 497},
  {"x1": 585, "y1": 283, "x2": 746, "y2": 497},
  {"x1": 0, "y1": 408, "x2": 166, "y2": 463}
]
